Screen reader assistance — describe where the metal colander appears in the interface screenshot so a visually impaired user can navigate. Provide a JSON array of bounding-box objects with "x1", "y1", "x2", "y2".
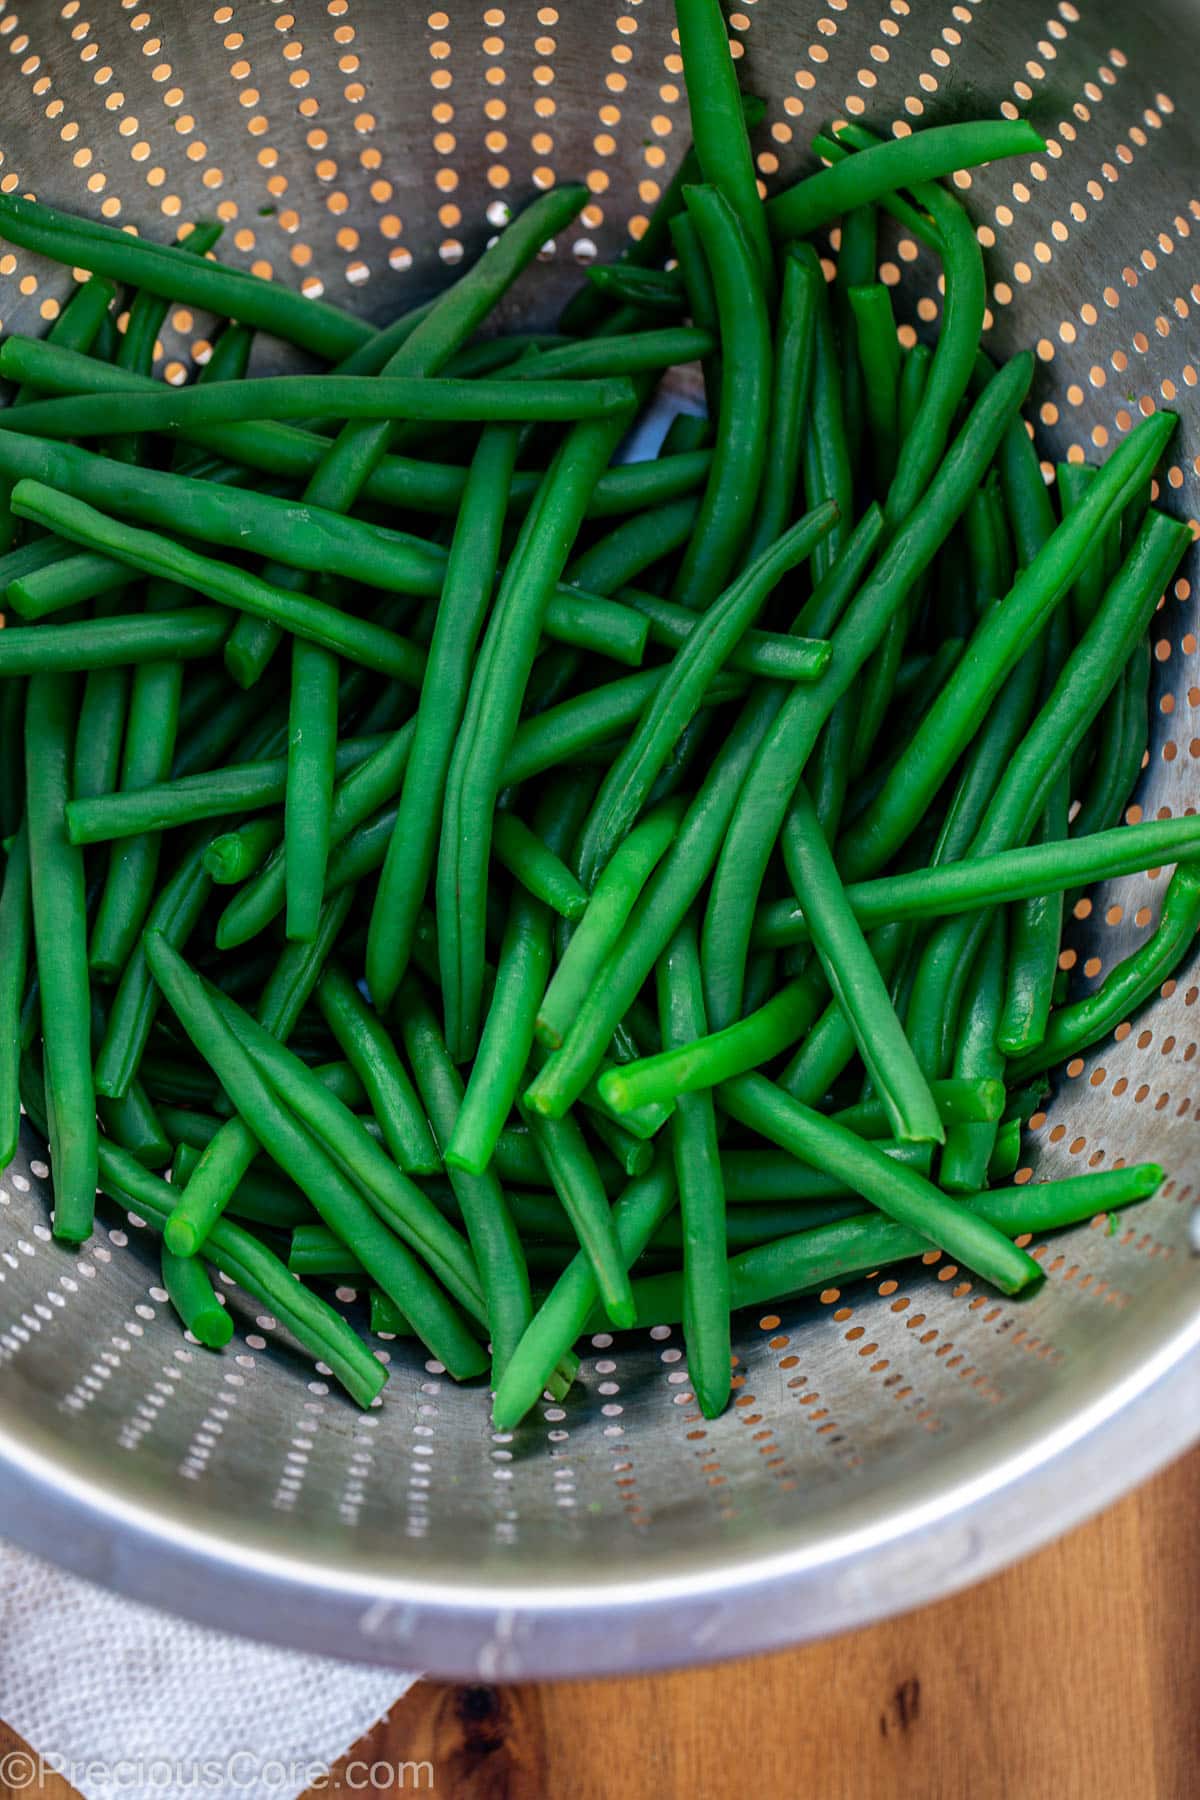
[{"x1": 0, "y1": 0, "x2": 1198, "y2": 1682}]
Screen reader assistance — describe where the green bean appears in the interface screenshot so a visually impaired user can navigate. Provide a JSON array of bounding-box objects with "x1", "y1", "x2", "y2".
[
  {"x1": 71, "y1": 595, "x2": 132, "y2": 801},
  {"x1": 89, "y1": 582, "x2": 190, "y2": 979},
  {"x1": 777, "y1": 922, "x2": 906, "y2": 1103},
  {"x1": 720, "y1": 1073, "x2": 1038, "y2": 1294},
  {"x1": 611, "y1": 1164, "x2": 1161, "y2": 1330},
  {"x1": 161, "y1": 1243, "x2": 234, "y2": 1351},
  {"x1": 599, "y1": 966, "x2": 825, "y2": 1119},
  {"x1": 522, "y1": 324, "x2": 712, "y2": 377},
  {"x1": 10, "y1": 483, "x2": 426, "y2": 685},
  {"x1": 838, "y1": 411, "x2": 1178, "y2": 882},
  {"x1": 753, "y1": 816, "x2": 1200, "y2": 946},
  {"x1": 448, "y1": 780, "x2": 591, "y2": 1174},
  {"x1": 174, "y1": 675, "x2": 286, "y2": 778},
  {"x1": 288, "y1": 1225, "x2": 365, "y2": 1278},
  {"x1": 61, "y1": 1124, "x2": 386, "y2": 1405},
  {"x1": 0, "y1": 191, "x2": 375, "y2": 360},
  {"x1": 618, "y1": 585, "x2": 831, "y2": 681},
  {"x1": 999, "y1": 410, "x2": 1057, "y2": 568},
  {"x1": 0, "y1": 430, "x2": 449, "y2": 599},
  {"x1": 988, "y1": 1118, "x2": 1022, "y2": 1182},
  {"x1": 256, "y1": 887, "x2": 356, "y2": 1044},
  {"x1": 315, "y1": 963, "x2": 440, "y2": 1176},
  {"x1": 699, "y1": 355, "x2": 1033, "y2": 1030},
  {"x1": 669, "y1": 212, "x2": 720, "y2": 409},
  {"x1": 203, "y1": 815, "x2": 282, "y2": 886},
  {"x1": 173, "y1": 1142, "x2": 315, "y2": 1232},
  {"x1": 675, "y1": 0, "x2": 774, "y2": 292},
  {"x1": 0, "y1": 824, "x2": 31, "y2": 1168},
  {"x1": 536, "y1": 799, "x2": 683, "y2": 1052},
  {"x1": 575, "y1": 501, "x2": 838, "y2": 887},
  {"x1": 11, "y1": 275, "x2": 116, "y2": 405},
  {"x1": 905, "y1": 509, "x2": 1189, "y2": 1077},
  {"x1": 583, "y1": 265, "x2": 686, "y2": 313},
  {"x1": 882, "y1": 184, "x2": 985, "y2": 525},
  {"x1": 65, "y1": 737, "x2": 380, "y2": 843},
  {"x1": 365, "y1": 428, "x2": 516, "y2": 1008},
  {"x1": 1072, "y1": 643, "x2": 1149, "y2": 839},
  {"x1": 720, "y1": 1141, "x2": 930, "y2": 1203},
  {"x1": 798, "y1": 242, "x2": 853, "y2": 584},
  {"x1": 0, "y1": 273, "x2": 116, "y2": 548},
  {"x1": 494, "y1": 810, "x2": 589, "y2": 920},
  {"x1": 98, "y1": 1070, "x2": 171, "y2": 1169},
  {"x1": 140, "y1": 889, "x2": 352, "y2": 1234},
  {"x1": 491, "y1": 1152, "x2": 676, "y2": 1430},
  {"x1": 584, "y1": 1108, "x2": 654, "y2": 1179},
  {"x1": 283, "y1": 633, "x2": 338, "y2": 944},
  {"x1": 897, "y1": 343, "x2": 932, "y2": 441},
  {"x1": 215, "y1": 720, "x2": 416, "y2": 950},
  {"x1": 0, "y1": 602, "x2": 227, "y2": 676},
  {"x1": 810, "y1": 134, "x2": 943, "y2": 252},
  {"x1": 743, "y1": 245, "x2": 818, "y2": 561},
  {"x1": 231, "y1": 183, "x2": 592, "y2": 685},
  {"x1": 832, "y1": 205, "x2": 876, "y2": 475},
  {"x1": 939, "y1": 916, "x2": 1007, "y2": 1194},
  {"x1": 208, "y1": 985, "x2": 483, "y2": 1318},
  {"x1": 1057, "y1": 463, "x2": 1123, "y2": 633},
  {"x1": 931, "y1": 646, "x2": 1042, "y2": 869},
  {"x1": 667, "y1": 186, "x2": 772, "y2": 611},
  {"x1": 0, "y1": 371, "x2": 638, "y2": 440},
  {"x1": 0, "y1": 335, "x2": 709, "y2": 522},
  {"x1": 849, "y1": 282, "x2": 901, "y2": 495},
  {"x1": 396, "y1": 976, "x2": 532, "y2": 1384},
  {"x1": 998, "y1": 769, "x2": 1069, "y2": 1057},
  {"x1": 832, "y1": 1078, "x2": 1004, "y2": 1139},
  {"x1": 566, "y1": 496, "x2": 700, "y2": 595},
  {"x1": 505, "y1": 664, "x2": 740, "y2": 790},
  {"x1": 964, "y1": 481, "x2": 1008, "y2": 616},
  {"x1": 658, "y1": 917, "x2": 730, "y2": 1416},
  {"x1": 438, "y1": 416, "x2": 629, "y2": 1059},
  {"x1": 516, "y1": 1096, "x2": 635, "y2": 1330},
  {"x1": 24, "y1": 674, "x2": 97, "y2": 1241},
  {"x1": 764, "y1": 119, "x2": 1045, "y2": 239},
  {"x1": 145, "y1": 936, "x2": 486, "y2": 1378},
  {"x1": 786, "y1": 783, "x2": 944, "y2": 1141},
  {"x1": 524, "y1": 512, "x2": 896, "y2": 1121},
  {"x1": 1010, "y1": 861, "x2": 1200, "y2": 1079},
  {"x1": 94, "y1": 837, "x2": 214, "y2": 1099},
  {"x1": 0, "y1": 681, "x2": 24, "y2": 844}
]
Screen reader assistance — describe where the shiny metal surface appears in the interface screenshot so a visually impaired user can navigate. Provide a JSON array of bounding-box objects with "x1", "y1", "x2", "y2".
[{"x1": 0, "y1": 0, "x2": 1198, "y2": 1680}]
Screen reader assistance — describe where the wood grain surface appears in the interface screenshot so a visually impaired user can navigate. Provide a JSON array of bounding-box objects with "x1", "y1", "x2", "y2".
[{"x1": 3, "y1": 1446, "x2": 1197, "y2": 1799}]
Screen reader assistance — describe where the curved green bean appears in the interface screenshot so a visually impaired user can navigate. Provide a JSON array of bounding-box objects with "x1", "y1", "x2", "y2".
[
  {"x1": 765, "y1": 119, "x2": 1045, "y2": 239},
  {"x1": 1009, "y1": 861, "x2": 1200, "y2": 1079}
]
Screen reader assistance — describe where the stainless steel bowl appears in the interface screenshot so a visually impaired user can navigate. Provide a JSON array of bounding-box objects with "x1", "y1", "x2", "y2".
[{"x1": 0, "y1": 0, "x2": 1197, "y2": 1679}]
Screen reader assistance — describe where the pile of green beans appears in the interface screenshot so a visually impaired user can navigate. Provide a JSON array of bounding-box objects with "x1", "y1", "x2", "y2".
[{"x1": 2, "y1": 40, "x2": 1186, "y2": 1429}]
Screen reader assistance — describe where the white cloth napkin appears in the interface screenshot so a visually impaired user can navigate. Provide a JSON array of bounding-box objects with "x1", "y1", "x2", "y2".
[{"x1": 0, "y1": 1544, "x2": 415, "y2": 1800}]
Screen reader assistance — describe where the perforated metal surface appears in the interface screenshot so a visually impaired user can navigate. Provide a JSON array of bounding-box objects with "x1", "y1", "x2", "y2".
[{"x1": 0, "y1": 0, "x2": 1198, "y2": 1680}]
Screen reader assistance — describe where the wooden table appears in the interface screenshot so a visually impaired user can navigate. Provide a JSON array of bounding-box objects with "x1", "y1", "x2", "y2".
[{"x1": 4, "y1": 1446, "x2": 1196, "y2": 1798}]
